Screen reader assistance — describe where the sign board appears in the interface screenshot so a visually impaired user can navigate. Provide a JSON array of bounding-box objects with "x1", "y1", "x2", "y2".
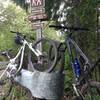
[
  {"x1": 25, "y1": 0, "x2": 44, "y2": 6},
  {"x1": 31, "y1": 22, "x2": 44, "y2": 30},
  {"x1": 31, "y1": 7, "x2": 45, "y2": 14},
  {"x1": 30, "y1": 0, "x2": 45, "y2": 14},
  {"x1": 28, "y1": 13, "x2": 47, "y2": 21},
  {"x1": 31, "y1": 0, "x2": 45, "y2": 7},
  {"x1": 29, "y1": 0, "x2": 47, "y2": 21}
]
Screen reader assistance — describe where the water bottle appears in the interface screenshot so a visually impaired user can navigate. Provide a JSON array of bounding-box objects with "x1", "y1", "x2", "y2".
[{"x1": 73, "y1": 58, "x2": 81, "y2": 78}]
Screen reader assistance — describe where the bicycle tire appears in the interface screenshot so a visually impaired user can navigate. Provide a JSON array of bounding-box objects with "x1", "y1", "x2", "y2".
[
  {"x1": 73, "y1": 80, "x2": 100, "y2": 100},
  {"x1": 48, "y1": 41, "x2": 65, "y2": 73},
  {"x1": 31, "y1": 38, "x2": 58, "y2": 72},
  {"x1": 0, "y1": 76, "x2": 12, "y2": 99},
  {"x1": 90, "y1": 58, "x2": 100, "y2": 82}
]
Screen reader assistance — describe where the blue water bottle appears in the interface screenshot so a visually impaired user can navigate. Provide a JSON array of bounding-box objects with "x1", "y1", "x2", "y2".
[{"x1": 73, "y1": 58, "x2": 81, "y2": 78}]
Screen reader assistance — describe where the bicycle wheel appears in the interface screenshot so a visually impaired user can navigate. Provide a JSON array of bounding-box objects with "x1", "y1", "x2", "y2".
[
  {"x1": 81, "y1": 80, "x2": 100, "y2": 100},
  {"x1": 0, "y1": 71, "x2": 12, "y2": 99},
  {"x1": 91, "y1": 58, "x2": 100, "y2": 82},
  {"x1": 31, "y1": 38, "x2": 57, "y2": 72},
  {"x1": 73, "y1": 80, "x2": 100, "y2": 100},
  {"x1": 48, "y1": 41, "x2": 65, "y2": 73},
  {"x1": 8, "y1": 84, "x2": 34, "y2": 100}
]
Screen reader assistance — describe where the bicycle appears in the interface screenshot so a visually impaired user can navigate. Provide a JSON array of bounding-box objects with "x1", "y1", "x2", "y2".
[
  {"x1": 0, "y1": 31, "x2": 58, "y2": 99},
  {"x1": 49, "y1": 25, "x2": 100, "y2": 100}
]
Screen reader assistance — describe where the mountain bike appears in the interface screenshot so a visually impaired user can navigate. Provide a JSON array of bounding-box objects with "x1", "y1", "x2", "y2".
[
  {"x1": 49, "y1": 25, "x2": 100, "y2": 100},
  {"x1": 0, "y1": 31, "x2": 57, "y2": 99}
]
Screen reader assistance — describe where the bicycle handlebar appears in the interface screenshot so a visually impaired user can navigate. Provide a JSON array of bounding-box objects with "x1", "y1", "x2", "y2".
[
  {"x1": 10, "y1": 31, "x2": 26, "y2": 38},
  {"x1": 49, "y1": 25, "x2": 89, "y2": 31},
  {"x1": 10, "y1": 31, "x2": 22, "y2": 34},
  {"x1": 10, "y1": 31, "x2": 35, "y2": 40},
  {"x1": 11, "y1": 30, "x2": 26, "y2": 36}
]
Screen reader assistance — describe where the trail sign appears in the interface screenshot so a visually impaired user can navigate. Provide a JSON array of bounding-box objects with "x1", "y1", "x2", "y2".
[
  {"x1": 31, "y1": 0, "x2": 44, "y2": 7},
  {"x1": 26, "y1": 0, "x2": 47, "y2": 49},
  {"x1": 30, "y1": 0, "x2": 46, "y2": 21},
  {"x1": 26, "y1": 0, "x2": 47, "y2": 21},
  {"x1": 28, "y1": 13, "x2": 47, "y2": 21},
  {"x1": 31, "y1": 22, "x2": 44, "y2": 30}
]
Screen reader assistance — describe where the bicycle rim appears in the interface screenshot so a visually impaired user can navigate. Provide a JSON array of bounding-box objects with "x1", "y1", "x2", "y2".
[
  {"x1": 31, "y1": 38, "x2": 57, "y2": 72},
  {"x1": 79, "y1": 80, "x2": 100, "y2": 100},
  {"x1": 49, "y1": 41, "x2": 65, "y2": 73}
]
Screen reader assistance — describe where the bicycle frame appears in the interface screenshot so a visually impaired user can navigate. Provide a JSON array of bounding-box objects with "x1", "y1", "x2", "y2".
[
  {"x1": 16, "y1": 39, "x2": 43, "y2": 73},
  {"x1": 66, "y1": 36, "x2": 91, "y2": 73},
  {"x1": 49, "y1": 25, "x2": 100, "y2": 99},
  {"x1": 55, "y1": 30, "x2": 92, "y2": 97},
  {"x1": 0, "y1": 38, "x2": 43, "y2": 79},
  {"x1": 64, "y1": 33, "x2": 92, "y2": 97}
]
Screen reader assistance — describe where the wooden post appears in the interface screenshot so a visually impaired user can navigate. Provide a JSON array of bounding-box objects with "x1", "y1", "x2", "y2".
[
  {"x1": 26, "y1": 0, "x2": 47, "y2": 51},
  {"x1": 36, "y1": 20, "x2": 42, "y2": 52}
]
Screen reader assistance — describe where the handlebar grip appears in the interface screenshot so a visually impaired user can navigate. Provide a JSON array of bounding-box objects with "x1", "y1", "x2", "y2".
[
  {"x1": 10, "y1": 31, "x2": 22, "y2": 34},
  {"x1": 10, "y1": 31, "x2": 16, "y2": 33}
]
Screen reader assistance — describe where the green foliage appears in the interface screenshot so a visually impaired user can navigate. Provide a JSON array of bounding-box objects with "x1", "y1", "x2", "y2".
[
  {"x1": 73, "y1": 0, "x2": 97, "y2": 28},
  {"x1": 6, "y1": 85, "x2": 28, "y2": 100},
  {"x1": 11, "y1": 0, "x2": 26, "y2": 8},
  {"x1": 0, "y1": 2, "x2": 35, "y2": 60},
  {"x1": 45, "y1": 0, "x2": 55, "y2": 19},
  {"x1": 73, "y1": 0, "x2": 98, "y2": 60},
  {"x1": 43, "y1": 22, "x2": 64, "y2": 41}
]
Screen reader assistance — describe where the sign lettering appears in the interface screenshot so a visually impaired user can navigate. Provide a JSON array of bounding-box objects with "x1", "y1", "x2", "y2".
[{"x1": 31, "y1": 0, "x2": 43, "y2": 6}]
